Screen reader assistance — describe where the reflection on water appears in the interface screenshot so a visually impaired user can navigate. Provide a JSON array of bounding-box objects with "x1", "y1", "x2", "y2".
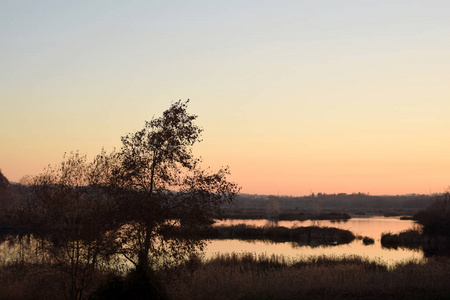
[
  {"x1": 0, "y1": 217, "x2": 424, "y2": 267},
  {"x1": 0, "y1": 235, "x2": 46, "y2": 264},
  {"x1": 214, "y1": 217, "x2": 419, "y2": 239},
  {"x1": 209, "y1": 217, "x2": 423, "y2": 265}
]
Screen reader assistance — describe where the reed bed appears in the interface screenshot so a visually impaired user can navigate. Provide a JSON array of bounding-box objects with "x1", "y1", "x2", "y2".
[
  {"x1": 163, "y1": 253, "x2": 450, "y2": 300},
  {"x1": 2, "y1": 252, "x2": 450, "y2": 299},
  {"x1": 203, "y1": 224, "x2": 356, "y2": 246},
  {"x1": 381, "y1": 229, "x2": 423, "y2": 249}
]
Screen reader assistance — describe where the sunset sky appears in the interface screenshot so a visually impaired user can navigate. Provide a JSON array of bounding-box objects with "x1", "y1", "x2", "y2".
[{"x1": 1, "y1": 1, "x2": 449, "y2": 196}]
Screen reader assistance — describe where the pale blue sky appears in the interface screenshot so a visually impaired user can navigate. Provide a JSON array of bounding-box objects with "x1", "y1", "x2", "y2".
[{"x1": 1, "y1": 1, "x2": 450, "y2": 195}]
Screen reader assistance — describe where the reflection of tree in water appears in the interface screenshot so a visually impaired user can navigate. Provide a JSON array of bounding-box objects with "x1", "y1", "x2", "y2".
[
  {"x1": 265, "y1": 220, "x2": 279, "y2": 227},
  {"x1": 330, "y1": 218, "x2": 349, "y2": 224},
  {"x1": 0, "y1": 234, "x2": 48, "y2": 264}
]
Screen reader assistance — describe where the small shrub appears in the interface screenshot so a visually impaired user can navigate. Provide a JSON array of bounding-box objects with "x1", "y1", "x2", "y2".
[
  {"x1": 381, "y1": 232, "x2": 400, "y2": 248},
  {"x1": 362, "y1": 237, "x2": 375, "y2": 245},
  {"x1": 414, "y1": 192, "x2": 450, "y2": 236}
]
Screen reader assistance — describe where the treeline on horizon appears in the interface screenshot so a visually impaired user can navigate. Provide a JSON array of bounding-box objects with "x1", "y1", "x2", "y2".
[
  {"x1": 1, "y1": 182, "x2": 433, "y2": 221},
  {"x1": 228, "y1": 192, "x2": 432, "y2": 212}
]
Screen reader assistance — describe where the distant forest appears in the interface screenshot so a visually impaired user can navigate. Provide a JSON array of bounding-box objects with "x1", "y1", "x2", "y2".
[{"x1": 227, "y1": 192, "x2": 432, "y2": 213}]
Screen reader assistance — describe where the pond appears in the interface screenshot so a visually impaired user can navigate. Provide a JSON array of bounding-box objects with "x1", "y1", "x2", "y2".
[{"x1": 206, "y1": 217, "x2": 423, "y2": 265}]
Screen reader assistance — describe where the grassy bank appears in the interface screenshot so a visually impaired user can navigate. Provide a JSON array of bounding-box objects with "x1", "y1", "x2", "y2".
[{"x1": 164, "y1": 253, "x2": 450, "y2": 300}]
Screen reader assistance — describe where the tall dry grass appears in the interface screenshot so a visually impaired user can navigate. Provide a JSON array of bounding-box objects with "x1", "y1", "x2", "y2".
[
  {"x1": 0, "y1": 262, "x2": 63, "y2": 299},
  {"x1": 2, "y1": 252, "x2": 450, "y2": 299},
  {"x1": 163, "y1": 253, "x2": 450, "y2": 300},
  {"x1": 0, "y1": 260, "x2": 123, "y2": 300}
]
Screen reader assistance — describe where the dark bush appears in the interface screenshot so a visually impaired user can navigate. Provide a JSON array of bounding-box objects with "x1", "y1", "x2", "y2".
[
  {"x1": 381, "y1": 229, "x2": 422, "y2": 249},
  {"x1": 414, "y1": 192, "x2": 450, "y2": 236},
  {"x1": 381, "y1": 233, "x2": 400, "y2": 248},
  {"x1": 89, "y1": 268, "x2": 168, "y2": 300},
  {"x1": 362, "y1": 237, "x2": 375, "y2": 245}
]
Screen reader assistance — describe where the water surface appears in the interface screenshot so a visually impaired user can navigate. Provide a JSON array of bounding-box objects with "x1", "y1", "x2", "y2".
[{"x1": 207, "y1": 217, "x2": 423, "y2": 265}]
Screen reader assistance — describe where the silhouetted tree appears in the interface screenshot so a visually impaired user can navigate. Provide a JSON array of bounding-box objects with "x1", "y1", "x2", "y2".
[
  {"x1": 115, "y1": 100, "x2": 240, "y2": 271},
  {"x1": 18, "y1": 100, "x2": 239, "y2": 297},
  {"x1": 265, "y1": 196, "x2": 280, "y2": 220},
  {"x1": 20, "y1": 152, "x2": 122, "y2": 300}
]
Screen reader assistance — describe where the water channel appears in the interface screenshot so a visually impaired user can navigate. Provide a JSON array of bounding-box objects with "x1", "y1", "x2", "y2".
[{"x1": 206, "y1": 217, "x2": 423, "y2": 265}]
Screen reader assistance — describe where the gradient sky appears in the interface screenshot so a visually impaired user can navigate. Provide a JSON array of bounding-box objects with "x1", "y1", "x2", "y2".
[{"x1": 1, "y1": 1, "x2": 449, "y2": 196}]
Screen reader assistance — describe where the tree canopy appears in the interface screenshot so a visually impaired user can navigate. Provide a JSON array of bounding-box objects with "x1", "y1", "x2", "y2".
[
  {"x1": 115, "y1": 100, "x2": 240, "y2": 269},
  {"x1": 18, "y1": 100, "x2": 240, "y2": 299}
]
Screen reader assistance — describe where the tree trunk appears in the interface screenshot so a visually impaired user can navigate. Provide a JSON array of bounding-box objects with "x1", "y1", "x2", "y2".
[{"x1": 137, "y1": 226, "x2": 152, "y2": 271}]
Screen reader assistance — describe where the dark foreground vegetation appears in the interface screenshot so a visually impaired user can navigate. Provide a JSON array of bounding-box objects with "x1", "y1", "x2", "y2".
[
  {"x1": 163, "y1": 253, "x2": 450, "y2": 300},
  {"x1": 2, "y1": 252, "x2": 450, "y2": 300},
  {"x1": 4, "y1": 251, "x2": 450, "y2": 300}
]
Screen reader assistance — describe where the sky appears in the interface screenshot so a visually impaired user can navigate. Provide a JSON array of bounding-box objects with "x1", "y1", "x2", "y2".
[{"x1": 1, "y1": 1, "x2": 449, "y2": 196}]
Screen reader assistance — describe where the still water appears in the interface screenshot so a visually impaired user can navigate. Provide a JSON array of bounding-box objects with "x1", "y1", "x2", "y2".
[
  {"x1": 0, "y1": 217, "x2": 423, "y2": 267},
  {"x1": 206, "y1": 217, "x2": 423, "y2": 265}
]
